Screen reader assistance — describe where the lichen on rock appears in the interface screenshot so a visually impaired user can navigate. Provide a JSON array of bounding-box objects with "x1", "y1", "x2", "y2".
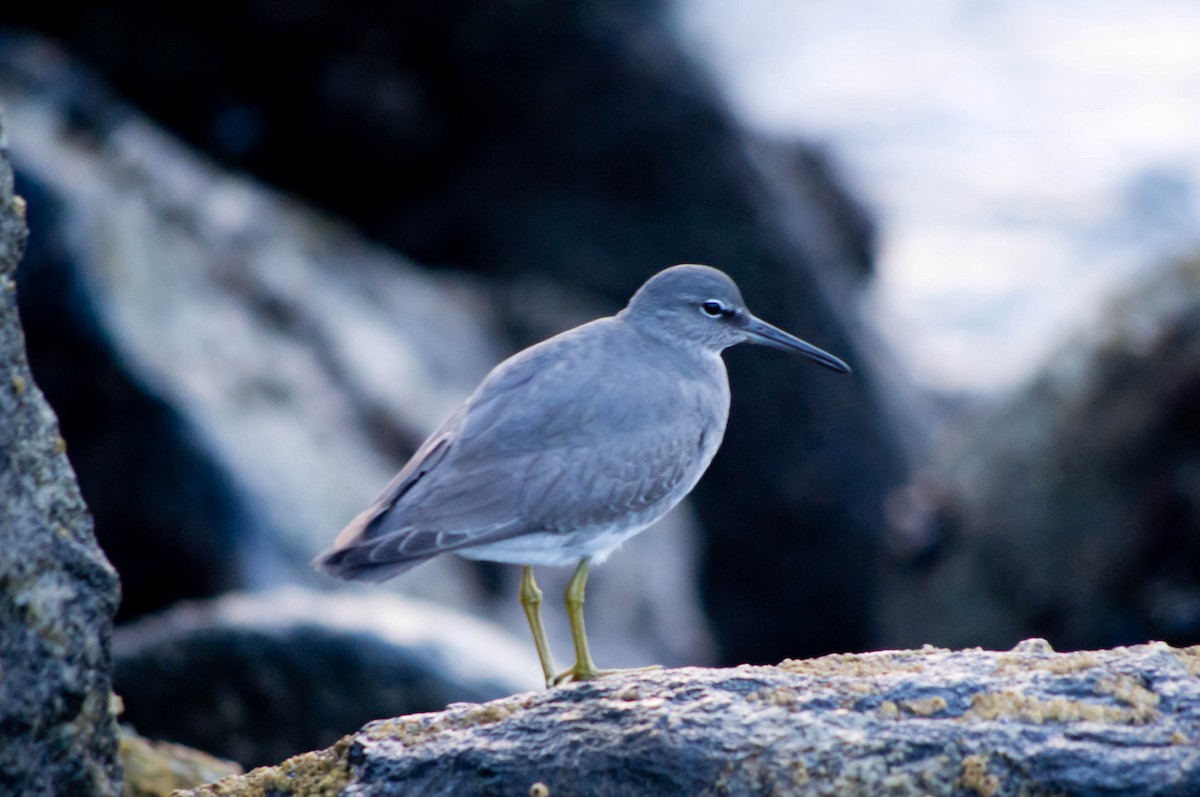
[
  {"x1": 119, "y1": 727, "x2": 241, "y2": 797},
  {"x1": 173, "y1": 735, "x2": 353, "y2": 797}
]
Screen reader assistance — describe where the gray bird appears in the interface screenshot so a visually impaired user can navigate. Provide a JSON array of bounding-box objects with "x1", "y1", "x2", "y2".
[{"x1": 314, "y1": 264, "x2": 850, "y2": 686}]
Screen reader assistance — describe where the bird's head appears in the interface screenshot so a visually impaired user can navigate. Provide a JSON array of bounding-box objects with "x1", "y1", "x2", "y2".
[{"x1": 620, "y1": 264, "x2": 851, "y2": 373}]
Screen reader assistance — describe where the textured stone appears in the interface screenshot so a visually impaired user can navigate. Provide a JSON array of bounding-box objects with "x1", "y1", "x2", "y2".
[
  {"x1": 177, "y1": 737, "x2": 353, "y2": 797},
  {"x1": 179, "y1": 640, "x2": 1200, "y2": 797},
  {"x1": 0, "y1": 106, "x2": 122, "y2": 795}
]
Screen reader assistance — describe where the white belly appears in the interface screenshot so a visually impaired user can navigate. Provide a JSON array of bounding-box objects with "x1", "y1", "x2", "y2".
[{"x1": 456, "y1": 519, "x2": 656, "y2": 567}]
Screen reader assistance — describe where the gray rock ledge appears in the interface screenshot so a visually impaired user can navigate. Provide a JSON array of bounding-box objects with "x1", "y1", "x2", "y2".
[{"x1": 179, "y1": 639, "x2": 1200, "y2": 797}]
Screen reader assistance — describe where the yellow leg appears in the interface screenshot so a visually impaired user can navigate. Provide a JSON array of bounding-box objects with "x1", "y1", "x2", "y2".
[
  {"x1": 553, "y1": 557, "x2": 664, "y2": 686},
  {"x1": 519, "y1": 565, "x2": 557, "y2": 688},
  {"x1": 557, "y1": 557, "x2": 602, "y2": 683}
]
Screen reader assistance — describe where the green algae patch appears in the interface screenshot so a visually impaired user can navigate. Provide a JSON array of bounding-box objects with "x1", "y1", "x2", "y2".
[
  {"x1": 171, "y1": 734, "x2": 353, "y2": 797},
  {"x1": 120, "y1": 729, "x2": 241, "y2": 797}
]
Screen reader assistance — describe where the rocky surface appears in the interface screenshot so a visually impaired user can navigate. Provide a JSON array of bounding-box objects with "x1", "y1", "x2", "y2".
[
  {"x1": 112, "y1": 588, "x2": 541, "y2": 768},
  {"x1": 179, "y1": 640, "x2": 1200, "y2": 797},
  {"x1": 880, "y1": 255, "x2": 1200, "y2": 653},
  {"x1": 0, "y1": 107, "x2": 122, "y2": 795},
  {"x1": 3, "y1": 0, "x2": 912, "y2": 664}
]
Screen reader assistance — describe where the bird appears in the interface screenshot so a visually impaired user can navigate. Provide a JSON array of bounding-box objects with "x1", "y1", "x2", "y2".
[{"x1": 314, "y1": 264, "x2": 850, "y2": 687}]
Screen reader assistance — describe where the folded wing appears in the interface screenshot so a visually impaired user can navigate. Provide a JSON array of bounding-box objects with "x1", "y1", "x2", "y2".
[{"x1": 313, "y1": 321, "x2": 711, "y2": 581}]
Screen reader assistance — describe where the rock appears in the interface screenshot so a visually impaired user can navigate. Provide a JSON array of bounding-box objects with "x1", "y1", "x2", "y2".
[
  {"x1": 178, "y1": 640, "x2": 1200, "y2": 796},
  {"x1": 0, "y1": 37, "x2": 713, "y2": 669},
  {"x1": 0, "y1": 107, "x2": 122, "y2": 794},
  {"x1": 118, "y1": 726, "x2": 241, "y2": 797},
  {"x1": 880, "y1": 256, "x2": 1200, "y2": 652},
  {"x1": 4, "y1": 0, "x2": 913, "y2": 663},
  {"x1": 112, "y1": 588, "x2": 542, "y2": 768},
  {"x1": 177, "y1": 737, "x2": 354, "y2": 797}
]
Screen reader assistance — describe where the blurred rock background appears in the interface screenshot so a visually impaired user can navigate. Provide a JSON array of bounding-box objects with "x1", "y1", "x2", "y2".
[{"x1": 1, "y1": 0, "x2": 1198, "y2": 772}]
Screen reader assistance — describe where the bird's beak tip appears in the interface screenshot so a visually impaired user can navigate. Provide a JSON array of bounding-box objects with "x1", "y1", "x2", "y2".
[
  {"x1": 816, "y1": 355, "x2": 852, "y2": 375},
  {"x1": 742, "y1": 316, "x2": 852, "y2": 375}
]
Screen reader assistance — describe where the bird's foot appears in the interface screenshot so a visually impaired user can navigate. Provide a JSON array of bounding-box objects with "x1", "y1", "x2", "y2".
[{"x1": 552, "y1": 663, "x2": 662, "y2": 686}]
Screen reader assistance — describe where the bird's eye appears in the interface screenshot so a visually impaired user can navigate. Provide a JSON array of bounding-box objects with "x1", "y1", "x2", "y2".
[{"x1": 701, "y1": 300, "x2": 725, "y2": 318}]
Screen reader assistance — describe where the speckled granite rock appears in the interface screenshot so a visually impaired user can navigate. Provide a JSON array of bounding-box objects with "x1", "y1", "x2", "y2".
[
  {"x1": 178, "y1": 640, "x2": 1200, "y2": 797},
  {"x1": 0, "y1": 107, "x2": 122, "y2": 795}
]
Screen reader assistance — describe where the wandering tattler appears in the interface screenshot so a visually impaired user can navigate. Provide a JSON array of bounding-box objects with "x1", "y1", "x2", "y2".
[{"x1": 314, "y1": 264, "x2": 850, "y2": 686}]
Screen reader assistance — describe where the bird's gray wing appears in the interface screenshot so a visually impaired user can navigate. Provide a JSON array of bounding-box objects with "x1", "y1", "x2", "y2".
[
  {"x1": 438, "y1": 323, "x2": 715, "y2": 532},
  {"x1": 311, "y1": 398, "x2": 537, "y2": 581},
  {"x1": 314, "y1": 320, "x2": 713, "y2": 581},
  {"x1": 514, "y1": 415, "x2": 702, "y2": 532}
]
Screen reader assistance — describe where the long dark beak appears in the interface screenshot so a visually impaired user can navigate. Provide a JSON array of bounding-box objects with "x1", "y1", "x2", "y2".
[{"x1": 742, "y1": 314, "x2": 851, "y2": 374}]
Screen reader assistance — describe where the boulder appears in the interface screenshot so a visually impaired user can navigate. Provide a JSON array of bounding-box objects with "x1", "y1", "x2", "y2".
[
  {"x1": 0, "y1": 106, "x2": 122, "y2": 795},
  {"x1": 179, "y1": 640, "x2": 1200, "y2": 796},
  {"x1": 112, "y1": 588, "x2": 542, "y2": 768}
]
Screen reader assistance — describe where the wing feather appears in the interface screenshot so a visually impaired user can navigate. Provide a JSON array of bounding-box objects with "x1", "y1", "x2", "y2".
[{"x1": 314, "y1": 318, "x2": 725, "y2": 582}]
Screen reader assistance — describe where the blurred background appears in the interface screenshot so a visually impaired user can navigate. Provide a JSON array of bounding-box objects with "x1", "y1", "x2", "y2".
[{"x1": 2, "y1": 0, "x2": 1199, "y2": 770}]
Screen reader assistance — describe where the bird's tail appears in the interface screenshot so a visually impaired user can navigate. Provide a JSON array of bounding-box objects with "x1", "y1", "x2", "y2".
[
  {"x1": 311, "y1": 543, "x2": 428, "y2": 584},
  {"x1": 311, "y1": 502, "x2": 431, "y2": 583}
]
